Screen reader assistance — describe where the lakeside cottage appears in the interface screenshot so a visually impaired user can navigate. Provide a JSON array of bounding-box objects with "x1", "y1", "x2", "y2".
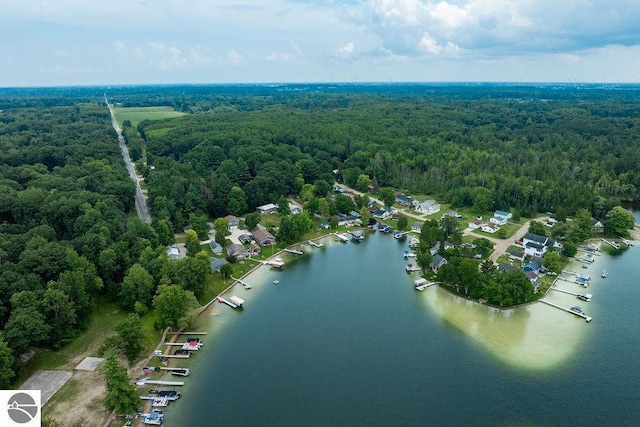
[
  {"x1": 210, "y1": 257, "x2": 228, "y2": 272},
  {"x1": 252, "y1": 228, "x2": 276, "y2": 246},
  {"x1": 209, "y1": 241, "x2": 223, "y2": 255},
  {"x1": 223, "y1": 215, "x2": 240, "y2": 230},
  {"x1": 226, "y1": 244, "x2": 248, "y2": 261},
  {"x1": 430, "y1": 254, "x2": 448, "y2": 272},
  {"x1": 521, "y1": 232, "x2": 560, "y2": 257}
]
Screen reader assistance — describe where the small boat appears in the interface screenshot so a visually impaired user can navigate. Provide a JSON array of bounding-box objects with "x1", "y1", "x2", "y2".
[
  {"x1": 141, "y1": 409, "x2": 164, "y2": 425},
  {"x1": 601, "y1": 270, "x2": 608, "y2": 278},
  {"x1": 273, "y1": 280, "x2": 280, "y2": 285},
  {"x1": 151, "y1": 397, "x2": 168, "y2": 407},
  {"x1": 570, "y1": 306, "x2": 584, "y2": 315},
  {"x1": 170, "y1": 368, "x2": 190, "y2": 377},
  {"x1": 577, "y1": 294, "x2": 592, "y2": 302}
]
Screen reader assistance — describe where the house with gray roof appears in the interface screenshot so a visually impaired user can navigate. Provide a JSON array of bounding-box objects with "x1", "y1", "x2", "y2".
[
  {"x1": 430, "y1": 254, "x2": 448, "y2": 272},
  {"x1": 226, "y1": 244, "x2": 248, "y2": 261}
]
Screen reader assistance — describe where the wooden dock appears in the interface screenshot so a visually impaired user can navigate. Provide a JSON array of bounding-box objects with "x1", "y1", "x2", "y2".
[
  {"x1": 601, "y1": 238, "x2": 620, "y2": 250},
  {"x1": 158, "y1": 354, "x2": 190, "y2": 359},
  {"x1": 166, "y1": 331, "x2": 207, "y2": 335},
  {"x1": 141, "y1": 380, "x2": 185, "y2": 386},
  {"x1": 540, "y1": 299, "x2": 592, "y2": 322},
  {"x1": 285, "y1": 248, "x2": 304, "y2": 255},
  {"x1": 230, "y1": 276, "x2": 252, "y2": 289},
  {"x1": 620, "y1": 237, "x2": 633, "y2": 246},
  {"x1": 307, "y1": 240, "x2": 324, "y2": 248}
]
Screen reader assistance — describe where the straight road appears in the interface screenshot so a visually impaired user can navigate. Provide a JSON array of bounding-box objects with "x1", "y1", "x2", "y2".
[{"x1": 106, "y1": 96, "x2": 152, "y2": 223}]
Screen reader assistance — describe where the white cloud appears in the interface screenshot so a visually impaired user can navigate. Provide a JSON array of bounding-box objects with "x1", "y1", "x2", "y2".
[{"x1": 335, "y1": 42, "x2": 355, "y2": 58}]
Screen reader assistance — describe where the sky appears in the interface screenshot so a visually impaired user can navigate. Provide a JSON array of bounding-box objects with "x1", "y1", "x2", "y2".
[{"x1": 2, "y1": 0, "x2": 640, "y2": 87}]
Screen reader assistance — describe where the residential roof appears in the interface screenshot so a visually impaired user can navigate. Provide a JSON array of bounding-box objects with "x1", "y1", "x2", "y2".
[
  {"x1": 495, "y1": 210, "x2": 511, "y2": 217},
  {"x1": 223, "y1": 215, "x2": 239, "y2": 223},
  {"x1": 523, "y1": 232, "x2": 548, "y2": 244},
  {"x1": 209, "y1": 257, "x2": 228, "y2": 272},
  {"x1": 525, "y1": 242, "x2": 544, "y2": 251},
  {"x1": 431, "y1": 254, "x2": 447, "y2": 269},
  {"x1": 209, "y1": 241, "x2": 222, "y2": 251},
  {"x1": 253, "y1": 228, "x2": 275, "y2": 243},
  {"x1": 226, "y1": 244, "x2": 247, "y2": 257},
  {"x1": 498, "y1": 263, "x2": 516, "y2": 273}
]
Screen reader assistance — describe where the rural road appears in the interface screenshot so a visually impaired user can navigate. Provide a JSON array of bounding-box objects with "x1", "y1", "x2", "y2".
[{"x1": 106, "y1": 96, "x2": 152, "y2": 224}]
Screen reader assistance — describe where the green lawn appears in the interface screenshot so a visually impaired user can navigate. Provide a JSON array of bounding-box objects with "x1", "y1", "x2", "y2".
[{"x1": 113, "y1": 106, "x2": 185, "y2": 128}]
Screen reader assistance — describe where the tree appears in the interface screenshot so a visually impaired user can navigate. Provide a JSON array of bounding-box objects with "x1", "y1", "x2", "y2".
[
  {"x1": 415, "y1": 247, "x2": 432, "y2": 272},
  {"x1": 542, "y1": 251, "x2": 562, "y2": 273},
  {"x1": 4, "y1": 305, "x2": 51, "y2": 356},
  {"x1": 313, "y1": 180, "x2": 331, "y2": 197},
  {"x1": 185, "y1": 229, "x2": 201, "y2": 257},
  {"x1": 561, "y1": 242, "x2": 577, "y2": 257},
  {"x1": 119, "y1": 264, "x2": 154, "y2": 311},
  {"x1": 528, "y1": 221, "x2": 547, "y2": 236},
  {"x1": 213, "y1": 218, "x2": 229, "y2": 246},
  {"x1": 244, "y1": 212, "x2": 260, "y2": 231},
  {"x1": 472, "y1": 187, "x2": 493, "y2": 214},
  {"x1": 42, "y1": 286, "x2": 77, "y2": 348},
  {"x1": 153, "y1": 284, "x2": 199, "y2": 330},
  {"x1": 189, "y1": 213, "x2": 210, "y2": 240},
  {"x1": 397, "y1": 214, "x2": 408, "y2": 231},
  {"x1": 568, "y1": 209, "x2": 593, "y2": 244},
  {"x1": 379, "y1": 187, "x2": 396, "y2": 208},
  {"x1": 219, "y1": 263, "x2": 233, "y2": 283},
  {"x1": 334, "y1": 194, "x2": 356, "y2": 214},
  {"x1": 0, "y1": 333, "x2": 15, "y2": 389},
  {"x1": 355, "y1": 174, "x2": 371, "y2": 192},
  {"x1": 277, "y1": 196, "x2": 290, "y2": 216},
  {"x1": 605, "y1": 206, "x2": 635, "y2": 237},
  {"x1": 359, "y1": 206, "x2": 371, "y2": 227},
  {"x1": 329, "y1": 215, "x2": 339, "y2": 229},
  {"x1": 102, "y1": 352, "x2": 141, "y2": 415},
  {"x1": 227, "y1": 186, "x2": 248, "y2": 216},
  {"x1": 115, "y1": 314, "x2": 144, "y2": 363}
]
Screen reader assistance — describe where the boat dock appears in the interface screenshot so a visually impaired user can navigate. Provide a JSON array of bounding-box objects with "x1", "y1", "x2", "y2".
[
  {"x1": 217, "y1": 296, "x2": 245, "y2": 309},
  {"x1": 349, "y1": 231, "x2": 364, "y2": 241},
  {"x1": 414, "y1": 278, "x2": 436, "y2": 291},
  {"x1": 334, "y1": 232, "x2": 349, "y2": 242},
  {"x1": 405, "y1": 264, "x2": 421, "y2": 273},
  {"x1": 620, "y1": 237, "x2": 633, "y2": 246},
  {"x1": 285, "y1": 248, "x2": 304, "y2": 255},
  {"x1": 540, "y1": 299, "x2": 592, "y2": 322},
  {"x1": 403, "y1": 251, "x2": 417, "y2": 259},
  {"x1": 601, "y1": 238, "x2": 620, "y2": 250},
  {"x1": 307, "y1": 240, "x2": 324, "y2": 248},
  {"x1": 166, "y1": 331, "x2": 207, "y2": 335},
  {"x1": 230, "y1": 276, "x2": 252, "y2": 289},
  {"x1": 140, "y1": 380, "x2": 185, "y2": 386},
  {"x1": 157, "y1": 354, "x2": 190, "y2": 359},
  {"x1": 393, "y1": 230, "x2": 411, "y2": 239},
  {"x1": 159, "y1": 367, "x2": 188, "y2": 371}
]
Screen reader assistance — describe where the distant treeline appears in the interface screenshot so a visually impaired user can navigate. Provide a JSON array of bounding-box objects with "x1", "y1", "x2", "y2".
[{"x1": 125, "y1": 86, "x2": 640, "y2": 228}]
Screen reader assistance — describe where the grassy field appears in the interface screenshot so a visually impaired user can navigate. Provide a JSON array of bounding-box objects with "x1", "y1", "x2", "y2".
[{"x1": 113, "y1": 106, "x2": 185, "y2": 128}]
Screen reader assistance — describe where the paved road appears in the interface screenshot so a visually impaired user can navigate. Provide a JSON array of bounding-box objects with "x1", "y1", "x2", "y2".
[{"x1": 106, "y1": 97, "x2": 152, "y2": 224}]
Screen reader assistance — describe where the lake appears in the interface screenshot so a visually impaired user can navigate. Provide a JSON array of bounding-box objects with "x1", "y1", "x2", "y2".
[{"x1": 164, "y1": 232, "x2": 640, "y2": 426}]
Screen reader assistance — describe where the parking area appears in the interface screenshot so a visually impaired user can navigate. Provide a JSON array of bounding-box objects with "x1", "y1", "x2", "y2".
[{"x1": 20, "y1": 370, "x2": 73, "y2": 404}]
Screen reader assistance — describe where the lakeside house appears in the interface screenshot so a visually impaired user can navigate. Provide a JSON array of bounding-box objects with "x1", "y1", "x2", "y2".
[
  {"x1": 223, "y1": 215, "x2": 240, "y2": 230},
  {"x1": 226, "y1": 244, "x2": 248, "y2": 261},
  {"x1": 257, "y1": 203, "x2": 278, "y2": 215},
  {"x1": 522, "y1": 232, "x2": 559, "y2": 257},
  {"x1": 592, "y1": 219, "x2": 605, "y2": 233},
  {"x1": 248, "y1": 242, "x2": 261, "y2": 256},
  {"x1": 413, "y1": 199, "x2": 441, "y2": 215},
  {"x1": 209, "y1": 241, "x2": 223, "y2": 255},
  {"x1": 412, "y1": 222, "x2": 423, "y2": 232},
  {"x1": 430, "y1": 254, "x2": 448, "y2": 272},
  {"x1": 253, "y1": 228, "x2": 276, "y2": 246},
  {"x1": 210, "y1": 257, "x2": 228, "y2": 272}
]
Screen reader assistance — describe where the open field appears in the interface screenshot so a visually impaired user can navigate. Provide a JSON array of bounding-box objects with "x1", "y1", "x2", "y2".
[{"x1": 113, "y1": 106, "x2": 185, "y2": 127}]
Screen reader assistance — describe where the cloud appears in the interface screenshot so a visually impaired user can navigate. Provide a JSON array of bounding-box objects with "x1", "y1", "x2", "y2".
[
  {"x1": 335, "y1": 42, "x2": 355, "y2": 58},
  {"x1": 356, "y1": 0, "x2": 640, "y2": 57}
]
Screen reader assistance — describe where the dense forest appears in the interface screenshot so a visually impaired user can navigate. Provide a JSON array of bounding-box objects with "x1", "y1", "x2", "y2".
[
  {"x1": 129, "y1": 85, "x2": 640, "y2": 229},
  {"x1": 1, "y1": 83, "x2": 639, "y2": 387}
]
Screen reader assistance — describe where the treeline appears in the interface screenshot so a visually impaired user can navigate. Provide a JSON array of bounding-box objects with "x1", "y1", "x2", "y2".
[
  {"x1": 133, "y1": 87, "x2": 640, "y2": 228},
  {"x1": 0, "y1": 102, "x2": 206, "y2": 387}
]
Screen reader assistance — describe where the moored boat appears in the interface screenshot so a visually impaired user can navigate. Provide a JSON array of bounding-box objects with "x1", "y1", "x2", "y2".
[
  {"x1": 601, "y1": 270, "x2": 608, "y2": 278},
  {"x1": 577, "y1": 293, "x2": 592, "y2": 302}
]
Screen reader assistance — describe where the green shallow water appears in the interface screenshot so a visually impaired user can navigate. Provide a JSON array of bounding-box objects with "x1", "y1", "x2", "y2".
[{"x1": 165, "y1": 233, "x2": 640, "y2": 426}]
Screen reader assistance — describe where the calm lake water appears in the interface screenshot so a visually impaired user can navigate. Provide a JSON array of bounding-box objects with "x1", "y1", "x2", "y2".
[{"x1": 164, "y1": 232, "x2": 640, "y2": 426}]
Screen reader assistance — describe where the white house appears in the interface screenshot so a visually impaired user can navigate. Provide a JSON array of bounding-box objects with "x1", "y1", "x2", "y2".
[
  {"x1": 414, "y1": 199, "x2": 441, "y2": 215},
  {"x1": 490, "y1": 215, "x2": 508, "y2": 226},
  {"x1": 522, "y1": 232, "x2": 553, "y2": 257},
  {"x1": 494, "y1": 210, "x2": 512, "y2": 220},
  {"x1": 481, "y1": 223, "x2": 499, "y2": 233},
  {"x1": 468, "y1": 220, "x2": 485, "y2": 230},
  {"x1": 257, "y1": 203, "x2": 278, "y2": 215}
]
